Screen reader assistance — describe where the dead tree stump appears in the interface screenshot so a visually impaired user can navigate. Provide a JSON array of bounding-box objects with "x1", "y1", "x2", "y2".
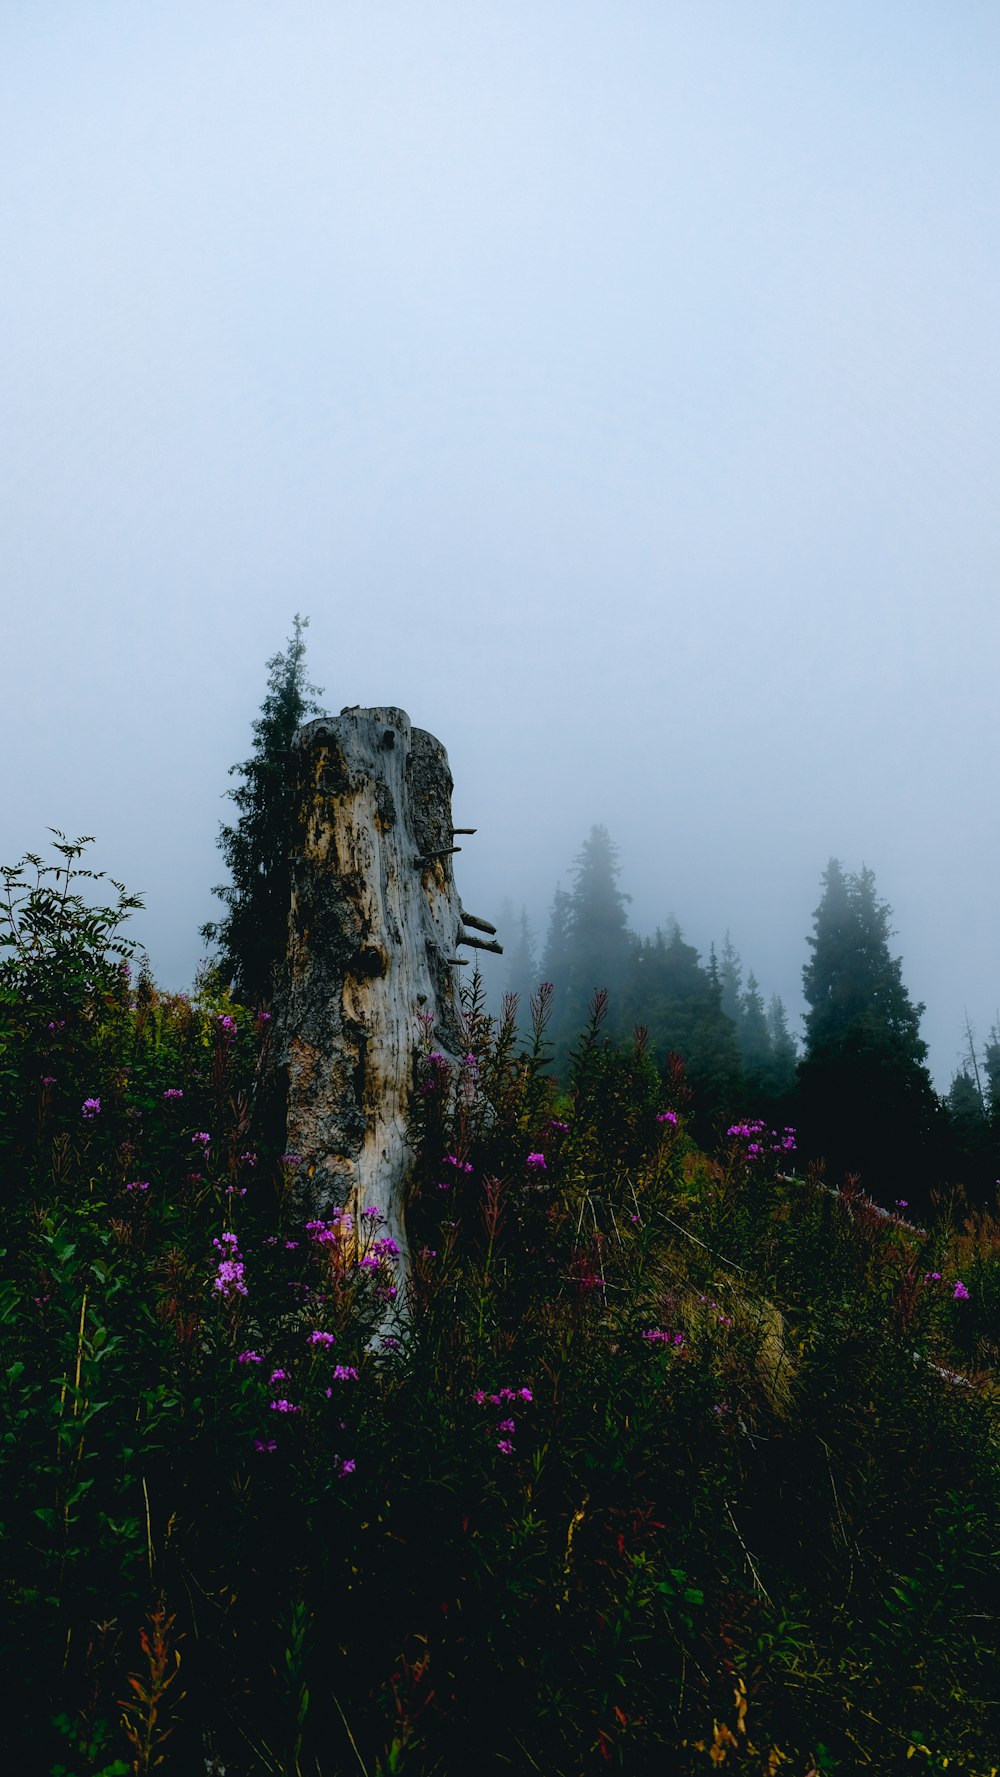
[{"x1": 273, "y1": 706, "x2": 500, "y2": 1274}]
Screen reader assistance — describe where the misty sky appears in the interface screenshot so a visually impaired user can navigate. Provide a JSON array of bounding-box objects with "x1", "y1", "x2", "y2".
[{"x1": 3, "y1": 2, "x2": 999, "y2": 1087}]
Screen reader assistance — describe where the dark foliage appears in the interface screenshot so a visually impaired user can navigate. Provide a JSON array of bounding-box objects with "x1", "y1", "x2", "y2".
[
  {"x1": 2, "y1": 837, "x2": 999, "y2": 1776},
  {"x1": 201, "y1": 615, "x2": 326, "y2": 1004},
  {"x1": 800, "y1": 859, "x2": 943, "y2": 1199}
]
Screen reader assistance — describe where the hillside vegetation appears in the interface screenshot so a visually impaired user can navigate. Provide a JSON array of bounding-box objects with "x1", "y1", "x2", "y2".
[{"x1": 1, "y1": 840, "x2": 999, "y2": 1775}]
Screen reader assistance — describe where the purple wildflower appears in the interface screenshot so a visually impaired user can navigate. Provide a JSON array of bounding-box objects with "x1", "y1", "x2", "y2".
[
  {"x1": 237, "y1": 1350, "x2": 263, "y2": 1364},
  {"x1": 212, "y1": 1231, "x2": 247, "y2": 1300},
  {"x1": 525, "y1": 1152, "x2": 547, "y2": 1170},
  {"x1": 953, "y1": 1280, "x2": 970, "y2": 1301},
  {"x1": 81, "y1": 1098, "x2": 101, "y2": 1119}
]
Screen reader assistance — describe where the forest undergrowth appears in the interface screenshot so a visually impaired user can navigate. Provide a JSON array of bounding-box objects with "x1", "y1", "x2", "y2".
[{"x1": 1, "y1": 840, "x2": 999, "y2": 1775}]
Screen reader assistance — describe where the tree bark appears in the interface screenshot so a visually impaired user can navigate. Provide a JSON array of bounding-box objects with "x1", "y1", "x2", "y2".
[{"x1": 273, "y1": 707, "x2": 493, "y2": 1273}]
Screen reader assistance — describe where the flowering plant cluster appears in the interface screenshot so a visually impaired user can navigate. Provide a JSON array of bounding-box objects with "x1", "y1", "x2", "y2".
[{"x1": 1, "y1": 860, "x2": 998, "y2": 1776}]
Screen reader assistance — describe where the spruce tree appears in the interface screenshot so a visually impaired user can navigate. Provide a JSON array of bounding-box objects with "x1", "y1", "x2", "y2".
[
  {"x1": 541, "y1": 888, "x2": 572, "y2": 988},
  {"x1": 560, "y1": 825, "x2": 632, "y2": 1048},
  {"x1": 765, "y1": 995, "x2": 799, "y2": 1101},
  {"x1": 718, "y1": 932, "x2": 743, "y2": 1028},
  {"x1": 800, "y1": 859, "x2": 940, "y2": 1188},
  {"x1": 738, "y1": 971, "x2": 773, "y2": 1084},
  {"x1": 201, "y1": 615, "x2": 326, "y2": 1003},
  {"x1": 505, "y1": 906, "x2": 538, "y2": 1030},
  {"x1": 625, "y1": 923, "x2": 741, "y2": 1132}
]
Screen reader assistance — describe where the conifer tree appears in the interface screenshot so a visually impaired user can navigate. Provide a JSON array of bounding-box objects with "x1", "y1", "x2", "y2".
[
  {"x1": 983, "y1": 1021, "x2": 1000, "y2": 1122},
  {"x1": 800, "y1": 859, "x2": 940, "y2": 1186},
  {"x1": 625, "y1": 923, "x2": 741, "y2": 1131},
  {"x1": 718, "y1": 932, "x2": 743, "y2": 1028},
  {"x1": 201, "y1": 615, "x2": 326, "y2": 1003},
  {"x1": 765, "y1": 995, "x2": 799, "y2": 1100},
  {"x1": 506, "y1": 906, "x2": 538, "y2": 1028},
  {"x1": 541, "y1": 887, "x2": 572, "y2": 987},
  {"x1": 559, "y1": 825, "x2": 632, "y2": 1048},
  {"x1": 738, "y1": 970, "x2": 773, "y2": 1082}
]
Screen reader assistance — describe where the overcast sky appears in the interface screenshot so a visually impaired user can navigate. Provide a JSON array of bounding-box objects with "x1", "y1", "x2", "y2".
[{"x1": 3, "y1": 1, "x2": 999, "y2": 1086}]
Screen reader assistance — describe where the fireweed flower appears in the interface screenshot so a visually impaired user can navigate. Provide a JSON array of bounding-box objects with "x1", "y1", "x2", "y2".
[
  {"x1": 217, "y1": 1014, "x2": 236, "y2": 1035},
  {"x1": 331, "y1": 1365, "x2": 359, "y2": 1382},
  {"x1": 280, "y1": 1154, "x2": 302, "y2": 1167},
  {"x1": 212, "y1": 1231, "x2": 248, "y2": 1299},
  {"x1": 308, "y1": 1330, "x2": 336, "y2": 1348},
  {"x1": 192, "y1": 1131, "x2": 211, "y2": 1147},
  {"x1": 81, "y1": 1098, "x2": 101, "y2": 1119},
  {"x1": 443, "y1": 1154, "x2": 474, "y2": 1173},
  {"x1": 162, "y1": 1088, "x2": 183, "y2": 1100},
  {"x1": 656, "y1": 1111, "x2": 678, "y2": 1126},
  {"x1": 953, "y1": 1280, "x2": 970, "y2": 1301},
  {"x1": 126, "y1": 1180, "x2": 150, "y2": 1194},
  {"x1": 42, "y1": 1075, "x2": 57, "y2": 1086},
  {"x1": 361, "y1": 1205, "x2": 381, "y2": 1220},
  {"x1": 525, "y1": 1152, "x2": 547, "y2": 1170},
  {"x1": 497, "y1": 1439, "x2": 514, "y2": 1455},
  {"x1": 270, "y1": 1368, "x2": 289, "y2": 1382},
  {"x1": 269, "y1": 1399, "x2": 301, "y2": 1413},
  {"x1": 238, "y1": 1350, "x2": 263, "y2": 1365},
  {"x1": 254, "y1": 1438, "x2": 277, "y2": 1453}
]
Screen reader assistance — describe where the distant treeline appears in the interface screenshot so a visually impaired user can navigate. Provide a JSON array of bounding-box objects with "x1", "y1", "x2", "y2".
[
  {"x1": 501, "y1": 827, "x2": 1000, "y2": 1205},
  {"x1": 195, "y1": 619, "x2": 999, "y2": 1210}
]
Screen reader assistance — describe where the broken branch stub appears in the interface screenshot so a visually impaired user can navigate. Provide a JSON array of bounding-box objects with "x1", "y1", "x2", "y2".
[{"x1": 273, "y1": 707, "x2": 500, "y2": 1275}]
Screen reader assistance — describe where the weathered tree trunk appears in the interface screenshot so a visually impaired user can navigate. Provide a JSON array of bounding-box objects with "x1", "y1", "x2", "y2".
[{"x1": 272, "y1": 706, "x2": 499, "y2": 1275}]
